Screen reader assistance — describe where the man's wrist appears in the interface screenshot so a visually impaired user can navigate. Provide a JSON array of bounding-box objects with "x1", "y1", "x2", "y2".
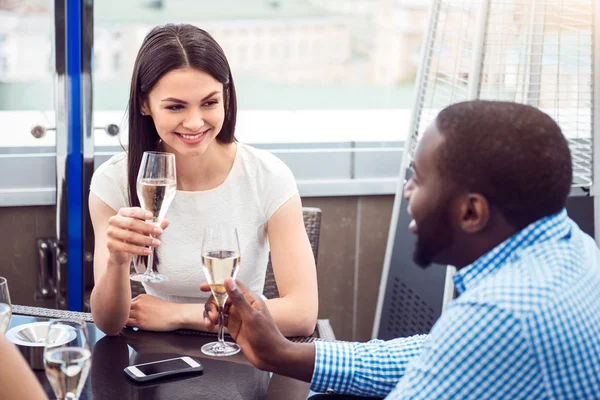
[{"x1": 269, "y1": 340, "x2": 316, "y2": 383}]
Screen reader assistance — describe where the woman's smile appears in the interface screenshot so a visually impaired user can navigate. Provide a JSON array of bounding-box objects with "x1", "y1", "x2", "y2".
[{"x1": 174, "y1": 128, "x2": 210, "y2": 145}]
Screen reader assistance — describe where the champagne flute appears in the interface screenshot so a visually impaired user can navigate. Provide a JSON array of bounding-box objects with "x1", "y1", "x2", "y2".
[
  {"x1": 130, "y1": 151, "x2": 177, "y2": 284},
  {"x1": 201, "y1": 226, "x2": 241, "y2": 356},
  {"x1": 0, "y1": 277, "x2": 11, "y2": 334},
  {"x1": 44, "y1": 319, "x2": 91, "y2": 400}
]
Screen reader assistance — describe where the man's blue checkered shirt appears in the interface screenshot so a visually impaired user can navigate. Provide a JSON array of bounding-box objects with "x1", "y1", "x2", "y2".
[{"x1": 311, "y1": 210, "x2": 600, "y2": 399}]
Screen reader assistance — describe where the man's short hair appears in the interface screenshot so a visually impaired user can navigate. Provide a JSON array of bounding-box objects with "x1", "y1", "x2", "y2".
[{"x1": 435, "y1": 100, "x2": 572, "y2": 230}]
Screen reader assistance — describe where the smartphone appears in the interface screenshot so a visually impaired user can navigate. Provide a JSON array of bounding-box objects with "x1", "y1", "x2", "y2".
[{"x1": 124, "y1": 356, "x2": 203, "y2": 383}]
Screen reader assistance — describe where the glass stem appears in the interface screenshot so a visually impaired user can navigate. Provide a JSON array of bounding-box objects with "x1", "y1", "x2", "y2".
[
  {"x1": 146, "y1": 234, "x2": 155, "y2": 275},
  {"x1": 218, "y1": 306, "x2": 225, "y2": 345}
]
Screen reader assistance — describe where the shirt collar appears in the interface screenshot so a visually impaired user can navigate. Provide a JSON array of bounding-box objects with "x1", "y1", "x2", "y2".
[{"x1": 453, "y1": 209, "x2": 571, "y2": 294}]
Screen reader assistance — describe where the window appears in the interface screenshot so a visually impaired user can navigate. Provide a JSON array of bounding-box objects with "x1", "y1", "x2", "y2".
[
  {"x1": 0, "y1": 1, "x2": 56, "y2": 206},
  {"x1": 253, "y1": 44, "x2": 263, "y2": 62},
  {"x1": 88, "y1": 0, "x2": 429, "y2": 197},
  {"x1": 0, "y1": 56, "x2": 6, "y2": 79},
  {"x1": 0, "y1": 0, "x2": 432, "y2": 205},
  {"x1": 112, "y1": 52, "x2": 121, "y2": 72}
]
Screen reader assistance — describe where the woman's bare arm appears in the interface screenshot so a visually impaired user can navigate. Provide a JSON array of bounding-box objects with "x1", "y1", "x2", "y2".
[
  {"x1": 0, "y1": 335, "x2": 47, "y2": 400},
  {"x1": 264, "y1": 194, "x2": 319, "y2": 336}
]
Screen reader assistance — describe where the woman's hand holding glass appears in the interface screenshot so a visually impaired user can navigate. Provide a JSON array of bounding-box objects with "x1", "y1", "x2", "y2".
[{"x1": 106, "y1": 207, "x2": 169, "y2": 266}]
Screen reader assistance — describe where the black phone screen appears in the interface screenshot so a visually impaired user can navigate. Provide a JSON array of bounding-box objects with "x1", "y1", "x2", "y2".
[{"x1": 137, "y1": 358, "x2": 191, "y2": 376}]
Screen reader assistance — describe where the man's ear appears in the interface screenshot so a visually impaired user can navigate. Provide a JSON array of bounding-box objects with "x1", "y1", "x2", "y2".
[{"x1": 457, "y1": 193, "x2": 490, "y2": 233}]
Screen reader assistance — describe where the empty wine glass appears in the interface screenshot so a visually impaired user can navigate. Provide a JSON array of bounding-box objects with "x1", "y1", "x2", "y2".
[
  {"x1": 44, "y1": 319, "x2": 91, "y2": 400},
  {"x1": 0, "y1": 277, "x2": 11, "y2": 334},
  {"x1": 130, "y1": 151, "x2": 176, "y2": 284},
  {"x1": 201, "y1": 226, "x2": 241, "y2": 356}
]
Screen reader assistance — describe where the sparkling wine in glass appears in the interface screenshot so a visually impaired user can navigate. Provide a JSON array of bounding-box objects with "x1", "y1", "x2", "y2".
[
  {"x1": 130, "y1": 151, "x2": 177, "y2": 284},
  {"x1": 0, "y1": 277, "x2": 11, "y2": 334},
  {"x1": 201, "y1": 226, "x2": 241, "y2": 356},
  {"x1": 44, "y1": 319, "x2": 91, "y2": 400}
]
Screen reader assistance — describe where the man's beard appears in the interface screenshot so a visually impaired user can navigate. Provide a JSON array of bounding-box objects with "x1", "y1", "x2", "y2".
[{"x1": 412, "y1": 202, "x2": 454, "y2": 268}]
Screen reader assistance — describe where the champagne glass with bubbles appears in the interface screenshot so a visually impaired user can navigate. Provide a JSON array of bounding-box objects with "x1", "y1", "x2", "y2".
[
  {"x1": 0, "y1": 277, "x2": 11, "y2": 334},
  {"x1": 44, "y1": 319, "x2": 91, "y2": 400},
  {"x1": 130, "y1": 151, "x2": 177, "y2": 284},
  {"x1": 201, "y1": 226, "x2": 241, "y2": 356}
]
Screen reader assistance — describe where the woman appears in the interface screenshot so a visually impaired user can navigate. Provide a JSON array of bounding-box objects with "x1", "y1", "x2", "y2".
[{"x1": 89, "y1": 24, "x2": 318, "y2": 337}]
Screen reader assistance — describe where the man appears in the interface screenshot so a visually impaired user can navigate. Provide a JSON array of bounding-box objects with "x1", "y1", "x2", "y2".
[{"x1": 204, "y1": 100, "x2": 600, "y2": 399}]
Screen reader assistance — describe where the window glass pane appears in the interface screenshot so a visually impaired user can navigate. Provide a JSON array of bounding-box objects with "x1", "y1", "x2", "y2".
[
  {"x1": 0, "y1": 0, "x2": 55, "y2": 149},
  {"x1": 93, "y1": 0, "x2": 429, "y2": 146}
]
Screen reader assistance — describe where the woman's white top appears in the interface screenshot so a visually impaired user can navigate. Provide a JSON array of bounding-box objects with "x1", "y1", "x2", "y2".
[{"x1": 90, "y1": 143, "x2": 298, "y2": 303}]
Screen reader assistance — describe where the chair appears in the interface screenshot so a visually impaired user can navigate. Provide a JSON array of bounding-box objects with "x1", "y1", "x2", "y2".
[
  {"x1": 262, "y1": 207, "x2": 335, "y2": 341},
  {"x1": 130, "y1": 267, "x2": 146, "y2": 299},
  {"x1": 263, "y1": 207, "x2": 322, "y2": 300}
]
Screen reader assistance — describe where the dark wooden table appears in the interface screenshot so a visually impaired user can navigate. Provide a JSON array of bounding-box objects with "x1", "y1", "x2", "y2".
[{"x1": 9, "y1": 315, "x2": 311, "y2": 400}]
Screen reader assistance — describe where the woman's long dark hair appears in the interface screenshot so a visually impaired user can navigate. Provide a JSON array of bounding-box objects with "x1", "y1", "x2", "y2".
[{"x1": 127, "y1": 24, "x2": 237, "y2": 209}]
